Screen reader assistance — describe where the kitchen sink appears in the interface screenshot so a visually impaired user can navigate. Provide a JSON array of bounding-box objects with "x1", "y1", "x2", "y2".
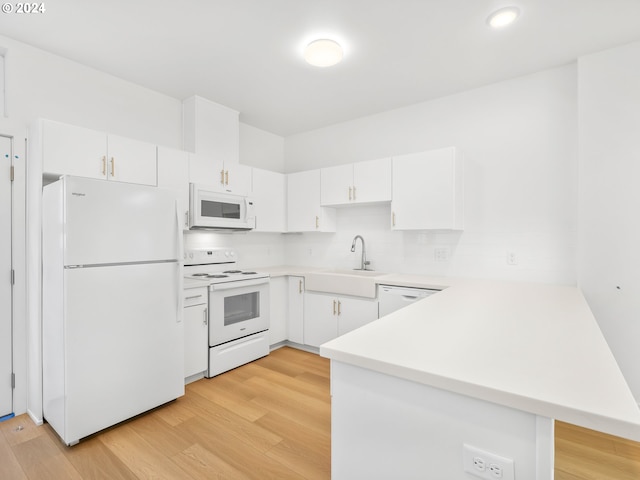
[{"x1": 304, "y1": 269, "x2": 384, "y2": 298}]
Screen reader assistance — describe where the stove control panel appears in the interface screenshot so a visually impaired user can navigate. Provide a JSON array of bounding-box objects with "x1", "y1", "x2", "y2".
[{"x1": 184, "y1": 248, "x2": 237, "y2": 266}]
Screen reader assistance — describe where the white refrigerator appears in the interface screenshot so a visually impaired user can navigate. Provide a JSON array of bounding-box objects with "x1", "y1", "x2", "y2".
[{"x1": 42, "y1": 176, "x2": 184, "y2": 446}]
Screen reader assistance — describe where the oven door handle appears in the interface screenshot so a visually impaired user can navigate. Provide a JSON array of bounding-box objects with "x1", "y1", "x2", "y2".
[{"x1": 209, "y1": 277, "x2": 270, "y2": 291}]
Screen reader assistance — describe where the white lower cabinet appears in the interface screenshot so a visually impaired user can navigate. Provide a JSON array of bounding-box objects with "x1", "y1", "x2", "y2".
[
  {"x1": 303, "y1": 292, "x2": 378, "y2": 348},
  {"x1": 183, "y1": 287, "x2": 208, "y2": 379},
  {"x1": 269, "y1": 277, "x2": 288, "y2": 345},
  {"x1": 288, "y1": 276, "x2": 305, "y2": 344}
]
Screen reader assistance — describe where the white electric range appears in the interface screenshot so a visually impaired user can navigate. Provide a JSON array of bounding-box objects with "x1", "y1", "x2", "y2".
[{"x1": 184, "y1": 248, "x2": 270, "y2": 377}]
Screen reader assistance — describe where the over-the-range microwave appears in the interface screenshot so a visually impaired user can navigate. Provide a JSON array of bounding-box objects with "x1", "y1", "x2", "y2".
[{"x1": 189, "y1": 183, "x2": 255, "y2": 230}]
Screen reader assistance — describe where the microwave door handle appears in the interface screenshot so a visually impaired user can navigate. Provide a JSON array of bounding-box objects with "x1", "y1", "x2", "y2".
[{"x1": 209, "y1": 278, "x2": 269, "y2": 291}]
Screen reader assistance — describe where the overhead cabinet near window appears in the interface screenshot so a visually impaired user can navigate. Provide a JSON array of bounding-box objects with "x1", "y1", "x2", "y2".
[
  {"x1": 40, "y1": 119, "x2": 157, "y2": 186},
  {"x1": 287, "y1": 169, "x2": 336, "y2": 232},
  {"x1": 391, "y1": 147, "x2": 464, "y2": 230},
  {"x1": 321, "y1": 157, "x2": 392, "y2": 206}
]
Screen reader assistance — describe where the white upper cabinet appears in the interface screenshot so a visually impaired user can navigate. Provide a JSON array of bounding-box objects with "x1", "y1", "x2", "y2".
[
  {"x1": 188, "y1": 154, "x2": 251, "y2": 196},
  {"x1": 107, "y1": 134, "x2": 158, "y2": 186},
  {"x1": 252, "y1": 168, "x2": 286, "y2": 232},
  {"x1": 41, "y1": 119, "x2": 157, "y2": 186},
  {"x1": 287, "y1": 169, "x2": 336, "y2": 232},
  {"x1": 321, "y1": 158, "x2": 391, "y2": 206},
  {"x1": 157, "y1": 146, "x2": 190, "y2": 230},
  {"x1": 391, "y1": 147, "x2": 464, "y2": 231}
]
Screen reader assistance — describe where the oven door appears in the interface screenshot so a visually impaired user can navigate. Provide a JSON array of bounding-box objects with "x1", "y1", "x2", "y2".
[{"x1": 208, "y1": 278, "x2": 270, "y2": 346}]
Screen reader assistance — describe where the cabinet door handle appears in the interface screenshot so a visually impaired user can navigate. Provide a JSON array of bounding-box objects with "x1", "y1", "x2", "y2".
[
  {"x1": 110, "y1": 157, "x2": 115, "y2": 177},
  {"x1": 203, "y1": 307, "x2": 208, "y2": 326},
  {"x1": 315, "y1": 216, "x2": 319, "y2": 229},
  {"x1": 333, "y1": 300, "x2": 337, "y2": 315},
  {"x1": 101, "y1": 156, "x2": 106, "y2": 176},
  {"x1": 299, "y1": 279, "x2": 303, "y2": 294},
  {"x1": 185, "y1": 294, "x2": 203, "y2": 300},
  {"x1": 348, "y1": 186, "x2": 352, "y2": 201},
  {"x1": 337, "y1": 300, "x2": 341, "y2": 316},
  {"x1": 184, "y1": 211, "x2": 189, "y2": 228},
  {"x1": 220, "y1": 169, "x2": 225, "y2": 185},
  {"x1": 225, "y1": 170, "x2": 229, "y2": 185},
  {"x1": 353, "y1": 186, "x2": 356, "y2": 201},
  {"x1": 392, "y1": 212, "x2": 396, "y2": 227}
]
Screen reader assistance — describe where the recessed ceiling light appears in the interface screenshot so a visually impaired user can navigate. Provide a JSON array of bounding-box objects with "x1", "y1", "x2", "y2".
[
  {"x1": 487, "y1": 6, "x2": 520, "y2": 28},
  {"x1": 304, "y1": 39, "x2": 344, "y2": 67}
]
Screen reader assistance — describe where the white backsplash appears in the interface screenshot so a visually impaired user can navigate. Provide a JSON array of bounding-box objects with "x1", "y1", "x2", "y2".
[{"x1": 184, "y1": 204, "x2": 576, "y2": 285}]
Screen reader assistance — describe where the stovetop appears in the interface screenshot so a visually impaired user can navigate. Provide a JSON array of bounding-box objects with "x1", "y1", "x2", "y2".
[{"x1": 183, "y1": 248, "x2": 268, "y2": 284}]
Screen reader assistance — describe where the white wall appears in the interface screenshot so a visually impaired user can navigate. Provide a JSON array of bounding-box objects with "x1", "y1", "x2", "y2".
[
  {"x1": 284, "y1": 65, "x2": 578, "y2": 284},
  {"x1": 578, "y1": 41, "x2": 640, "y2": 401},
  {"x1": 0, "y1": 35, "x2": 182, "y2": 147},
  {"x1": 239, "y1": 123, "x2": 285, "y2": 172}
]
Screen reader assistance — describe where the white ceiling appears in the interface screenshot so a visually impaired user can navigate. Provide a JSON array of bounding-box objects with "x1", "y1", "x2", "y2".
[{"x1": 2, "y1": 0, "x2": 640, "y2": 136}]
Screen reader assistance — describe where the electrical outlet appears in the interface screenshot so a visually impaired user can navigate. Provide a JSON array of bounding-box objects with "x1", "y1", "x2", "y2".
[
  {"x1": 506, "y1": 251, "x2": 517, "y2": 265},
  {"x1": 434, "y1": 247, "x2": 450, "y2": 262},
  {"x1": 463, "y1": 444, "x2": 514, "y2": 480}
]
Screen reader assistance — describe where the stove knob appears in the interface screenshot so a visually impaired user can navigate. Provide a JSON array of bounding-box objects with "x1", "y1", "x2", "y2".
[
  {"x1": 224, "y1": 251, "x2": 230, "y2": 257},
  {"x1": 188, "y1": 252, "x2": 194, "y2": 258}
]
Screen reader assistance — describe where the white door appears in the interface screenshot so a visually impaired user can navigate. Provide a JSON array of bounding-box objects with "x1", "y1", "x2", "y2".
[
  {"x1": 353, "y1": 158, "x2": 392, "y2": 204},
  {"x1": 303, "y1": 292, "x2": 338, "y2": 347},
  {"x1": 321, "y1": 164, "x2": 353, "y2": 205},
  {"x1": 0, "y1": 135, "x2": 13, "y2": 417}
]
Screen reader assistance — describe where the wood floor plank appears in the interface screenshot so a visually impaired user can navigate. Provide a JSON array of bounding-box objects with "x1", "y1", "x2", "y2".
[
  {"x1": 0, "y1": 432, "x2": 27, "y2": 480},
  {"x1": 99, "y1": 423, "x2": 191, "y2": 479},
  {"x1": 178, "y1": 416, "x2": 305, "y2": 480},
  {"x1": 169, "y1": 443, "x2": 252, "y2": 480},
  {"x1": 6, "y1": 347, "x2": 640, "y2": 480}
]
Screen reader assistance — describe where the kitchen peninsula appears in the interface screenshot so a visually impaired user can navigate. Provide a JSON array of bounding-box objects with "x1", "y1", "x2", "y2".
[{"x1": 316, "y1": 277, "x2": 640, "y2": 479}]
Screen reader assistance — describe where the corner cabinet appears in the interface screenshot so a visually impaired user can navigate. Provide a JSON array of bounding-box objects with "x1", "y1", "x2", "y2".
[
  {"x1": 303, "y1": 292, "x2": 378, "y2": 348},
  {"x1": 321, "y1": 158, "x2": 392, "y2": 206},
  {"x1": 287, "y1": 169, "x2": 336, "y2": 232},
  {"x1": 41, "y1": 119, "x2": 157, "y2": 186},
  {"x1": 391, "y1": 147, "x2": 464, "y2": 230},
  {"x1": 252, "y1": 168, "x2": 287, "y2": 232}
]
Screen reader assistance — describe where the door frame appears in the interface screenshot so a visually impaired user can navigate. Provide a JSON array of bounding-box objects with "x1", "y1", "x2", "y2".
[
  {"x1": 0, "y1": 121, "x2": 27, "y2": 420},
  {"x1": 0, "y1": 133, "x2": 14, "y2": 418}
]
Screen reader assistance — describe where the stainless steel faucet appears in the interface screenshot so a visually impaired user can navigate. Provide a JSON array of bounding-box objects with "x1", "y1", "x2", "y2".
[{"x1": 351, "y1": 235, "x2": 370, "y2": 270}]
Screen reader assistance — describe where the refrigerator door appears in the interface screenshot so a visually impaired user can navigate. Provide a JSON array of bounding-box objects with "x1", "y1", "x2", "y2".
[
  {"x1": 61, "y1": 176, "x2": 179, "y2": 266},
  {"x1": 44, "y1": 262, "x2": 184, "y2": 445}
]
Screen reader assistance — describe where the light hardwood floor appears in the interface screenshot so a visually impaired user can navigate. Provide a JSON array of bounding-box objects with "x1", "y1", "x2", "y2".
[{"x1": 1, "y1": 347, "x2": 639, "y2": 479}]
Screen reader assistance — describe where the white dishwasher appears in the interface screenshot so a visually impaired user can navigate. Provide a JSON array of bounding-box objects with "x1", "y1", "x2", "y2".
[{"x1": 378, "y1": 285, "x2": 440, "y2": 317}]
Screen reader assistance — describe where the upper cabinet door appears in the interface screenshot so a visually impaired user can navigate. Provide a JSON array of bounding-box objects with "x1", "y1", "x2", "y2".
[
  {"x1": 224, "y1": 163, "x2": 252, "y2": 196},
  {"x1": 391, "y1": 147, "x2": 463, "y2": 230},
  {"x1": 320, "y1": 158, "x2": 392, "y2": 206},
  {"x1": 353, "y1": 157, "x2": 391, "y2": 204},
  {"x1": 252, "y1": 168, "x2": 286, "y2": 232},
  {"x1": 287, "y1": 169, "x2": 335, "y2": 232},
  {"x1": 188, "y1": 154, "x2": 225, "y2": 188},
  {"x1": 42, "y1": 120, "x2": 107, "y2": 180},
  {"x1": 321, "y1": 164, "x2": 353, "y2": 206},
  {"x1": 157, "y1": 146, "x2": 190, "y2": 230},
  {"x1": 106, "y1": 134, "x2": 157, "y2": 186}
]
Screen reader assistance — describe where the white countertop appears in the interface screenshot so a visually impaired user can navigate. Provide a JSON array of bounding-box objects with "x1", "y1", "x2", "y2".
[{"x1": 319, "y1": 277, "x2": 640, "y2": 442}]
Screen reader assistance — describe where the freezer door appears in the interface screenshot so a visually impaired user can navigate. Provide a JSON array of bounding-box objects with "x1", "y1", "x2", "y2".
[
  {"x1": 61, "y1": 176, "x2": 179, "y2": 266},
  {"x1": 45, "y1": 262, "x2": 184, "y2": 445}
]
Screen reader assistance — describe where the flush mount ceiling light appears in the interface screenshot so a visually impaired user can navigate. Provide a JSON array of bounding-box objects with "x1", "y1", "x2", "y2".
[
  {"x1": 487, "y1": 6, "x2": 520, "y2": 28},
  {"x1": 304, "y1": 39, "x2": 344, "y2": 67}
]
